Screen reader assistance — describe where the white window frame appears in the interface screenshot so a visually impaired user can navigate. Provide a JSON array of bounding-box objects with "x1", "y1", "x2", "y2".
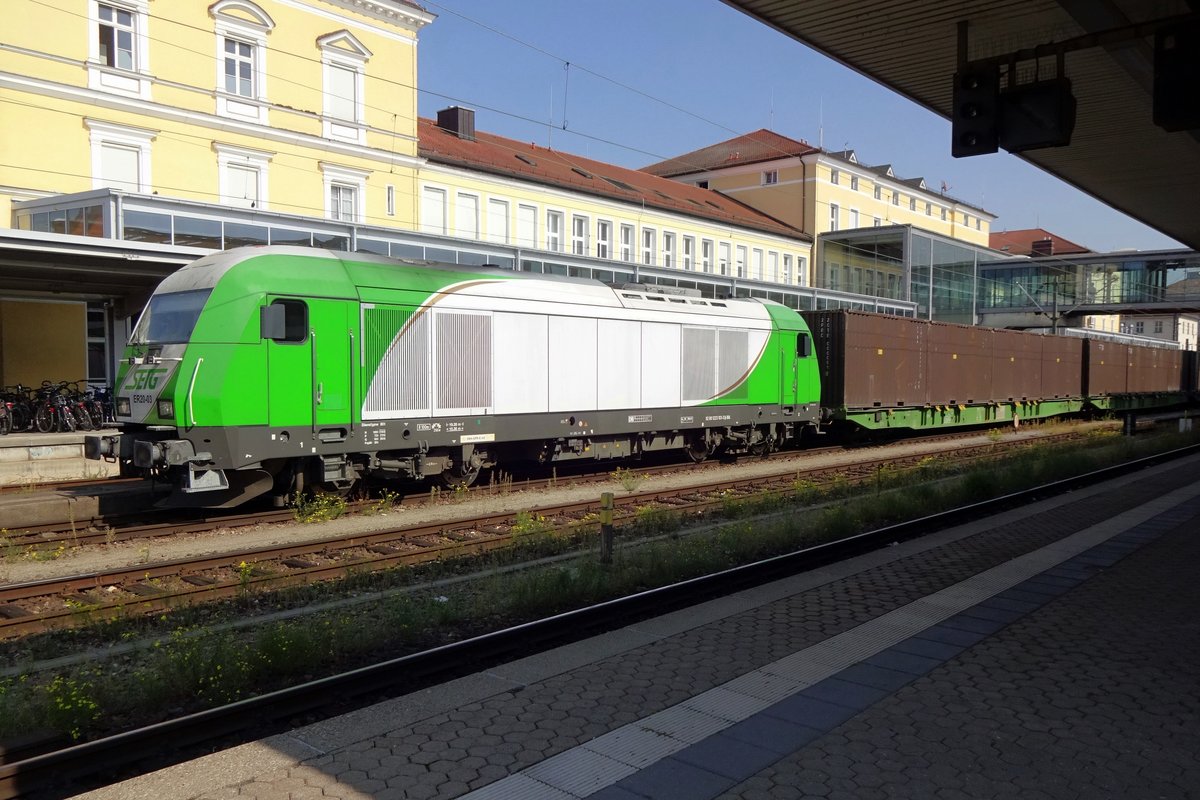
[
  {"x1": 926, "y1": 202, "x2": 932, "y2": 216},
  {"x1": 455, "y1": 192, "x2": 480, "y2": 240},
  {"x1": 487, "y1": 198, "x2": 510, "y2": 244},
  {"x1": 546, "y1": 210, "x2": 564, "y2": 252},
  {"x1": 386, "y1": 184, "x2": 395, "y2": 216},
  {"x1": 215, "y1": 142, "x2": 272, "y2": 209},
  {"x1": 211, "y1": 1, "x2": 274, "y2": 125},
  {"x1": 941, "y1": 207, "x2": 948, "y2": 221},
  {"x1": 782, "y1": 254, "x2": 793, "y2": 285},
  {"x1": 751, "y1": 248, "x2": 763, "y2": 280},
  {"x1": 571, "y1": 214, "x2": 589, "y2": 256},
  {"x1": 909, "y1": 196, "x2": 917, "y2": 211},
  {"x1": 641, "y1": 227, "x2": 656, "y2": 266},
  {"x1": 516, "y1": 204, "x2": 537, "y2": 248},
  {"x1": 86, "y1": 118, "x2": 155, "y2": 192},
  {"x1": 830, "y1": 168, "x2": 839, "y2": 185},
  {"x1": 850, "y1": 175, "x2": 859, "y2": 191},
  {"x1": 596, "y1": 219, "x2": 612, "y2": 259},
  {"x1": 718, "y1": 241, "x2": 730, "y2": 276},
  {"x1": 619, "y1": 224, "x2": 634, "y2": 262},
  {"x1": 420, "y1": 185, "x2": 447, "y2": 235},
  {"x1": 797, "y1": 256, "x2": 808, "y2": 286},
  {"x1": 318, "y1": 30, "x2": 371, "y2": 145},
  {"x1": 88, "y1": 0, "x2": 151, "y2": 98},
  {"x1": 767, "y1": 251, "x2": 778, "y2": 282},
  {"x1": 662, "y1": 232, "x2": 675, "y2": 268},
  {"x1": 873, "y1": 217, "x2": 881, "y2": 227},
  {"x1": 829, "y1": 203, "x2": 840, "y2": 232},
  {"x1": 701, "y1": 239, "x2": 714, "y2": 273},
  {"x1": 762, "y1": 169, "x2": 779, "y2": 185},
  {"x1": 320, "y1": 162, "x2": 368, "y2": 222},
  {"x1": 873, "y1": 185, "x2": 882, "y2": 200},
  {"x1": 735, "y1": 245, "x2": 747, "y2": 278},
  {"x1": 682, "y1": 236, "x2": 695, "y2": 271},
  {"x1": 892, "y1": 191, "x2": 900, "y2": 206},
  {"x1": 849, "y1": 209, "x2": 859, "y2": 228}
]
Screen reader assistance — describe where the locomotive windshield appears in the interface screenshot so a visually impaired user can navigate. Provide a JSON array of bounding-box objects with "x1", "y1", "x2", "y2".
[{"x1": 130, "y1": 289, "x2": 212, "y2": 345}]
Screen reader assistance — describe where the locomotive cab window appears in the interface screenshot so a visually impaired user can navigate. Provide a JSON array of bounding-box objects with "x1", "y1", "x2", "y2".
[
  {"x1": 797, "y1": 332, "x2": 813, "y2": 358},
  {"x1": 261, "y1": 299, "x2": 308, "y2": 343},
  {"x1": 131, "y1": 289, "x2": 212, "y2": 345}
]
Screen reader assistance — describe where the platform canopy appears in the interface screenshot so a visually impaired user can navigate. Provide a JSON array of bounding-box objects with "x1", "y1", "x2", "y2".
[{"x1": 723, "y1": 0, "x2": 1200, "y2": 251}]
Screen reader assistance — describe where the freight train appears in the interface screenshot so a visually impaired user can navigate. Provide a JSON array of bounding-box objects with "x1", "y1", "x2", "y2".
[{"x1": 85, "y1": 247, "x2": 1197, "y2": 508}]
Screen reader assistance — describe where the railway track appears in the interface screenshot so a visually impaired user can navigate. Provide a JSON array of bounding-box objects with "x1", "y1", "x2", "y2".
[
  {"x1": 1, "y1": 425, "x2": 1088, "y2": 548},
  {"x1": 3, "y1": 440, "x2": 1196, "y2": 800},
  {"x1": 0, "y1": 430, "x2": 1092, "y2": 639}
]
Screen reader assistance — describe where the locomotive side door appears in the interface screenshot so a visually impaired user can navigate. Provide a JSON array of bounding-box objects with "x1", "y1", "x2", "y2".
[
  {"x1": 262, "y1": 296, "x2": 313, "y2": 429},
  {"x1": 308, "y1": 299, "x2": 352, "y2": 431}
]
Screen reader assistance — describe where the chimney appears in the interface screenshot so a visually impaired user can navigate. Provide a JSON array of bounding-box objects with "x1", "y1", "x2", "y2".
[
  {"x1": 1030, "y1": 238, "x2": 1053, "y2": 256},
  {"x1": 437, "y1": 106, "x2": 476, "y2": 141}
]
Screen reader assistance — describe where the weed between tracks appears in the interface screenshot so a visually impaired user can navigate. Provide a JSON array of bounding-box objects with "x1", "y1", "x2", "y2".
[{"x1": 1, "y1": 425, "x2": 1197, "y2": 744}]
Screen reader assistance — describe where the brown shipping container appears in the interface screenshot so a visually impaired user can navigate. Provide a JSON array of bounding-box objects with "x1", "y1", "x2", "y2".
[
  {"x1": 926, "y1": 320, "x2": 991, "y2": 405},
  {"x1": 1040, "y1": 335, "x2": 1084, "y2": 398},
  {"x1": 1085, "y1": 339, "x2": 1129, "y2": 395},
  {"x1": 991, "y1": 329, "x2": 1044, "y2": 401},
  {"x1": 1126, "y1": 344, "x2": 1182, "y2": 393},
  {"x1": 802, "y1": 310, "x2": 927, "y2": 408}
]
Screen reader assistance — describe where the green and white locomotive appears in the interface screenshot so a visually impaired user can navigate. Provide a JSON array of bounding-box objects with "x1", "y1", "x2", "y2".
[{"x1": 86, "y1": 247, "x2": 823, "y2": 507}]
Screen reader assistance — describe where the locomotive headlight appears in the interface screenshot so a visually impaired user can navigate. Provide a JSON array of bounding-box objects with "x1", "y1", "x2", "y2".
[
  {"x1": 157, "y1": 399, "x2": 175, "y2": 418},
  {"x1": 116, "y1": 397, "x2": 131, "y2": 416}
]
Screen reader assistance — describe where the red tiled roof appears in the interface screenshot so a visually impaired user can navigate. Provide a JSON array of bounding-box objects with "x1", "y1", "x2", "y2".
[
  {"x1": 989, "y1": 228, "x2": 1091, "y2": 256},
  {"x1": 418, "y1": 119, "x2": 809, "y2": 241},
  {"x1": 640, "y1": 129, "x2": 819, "y2": 178}
]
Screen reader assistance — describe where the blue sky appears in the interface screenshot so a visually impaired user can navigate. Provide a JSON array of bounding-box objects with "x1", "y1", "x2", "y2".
[{"x1": 415, "y1": 0, "x2": 1183, "y2": 253}]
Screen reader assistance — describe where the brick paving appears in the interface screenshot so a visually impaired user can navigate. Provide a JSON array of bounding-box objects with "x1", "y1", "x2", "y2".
[{"x1": 78, "y1": 456, "x2": 1200, "y2": 800}]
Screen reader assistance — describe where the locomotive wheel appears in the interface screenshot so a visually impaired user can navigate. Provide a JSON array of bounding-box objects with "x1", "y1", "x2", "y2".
[
  {"x1": 684, "y1": 440, "x2": 709, "y2": 464},
  {"x1": 437, "y1": 464, "x2": 480, "y2": 489}
]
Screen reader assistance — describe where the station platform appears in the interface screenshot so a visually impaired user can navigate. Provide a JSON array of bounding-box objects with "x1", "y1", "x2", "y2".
[
  {"x1": 75, "y1": 452, "x2": 1200, "y2": 800},
  {"x1": 0, "y1": 430, "x2": 120, "y2": 488}
]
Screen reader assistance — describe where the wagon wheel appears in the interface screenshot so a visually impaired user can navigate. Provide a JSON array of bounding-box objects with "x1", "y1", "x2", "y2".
[{"x1": 684, "y1": 435, "x2": 710, "y2": 464}]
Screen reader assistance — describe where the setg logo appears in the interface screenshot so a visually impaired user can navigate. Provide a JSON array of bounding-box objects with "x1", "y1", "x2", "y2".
[{"x1": 126, "y1": 368, "x2": 168, "y2": 392}]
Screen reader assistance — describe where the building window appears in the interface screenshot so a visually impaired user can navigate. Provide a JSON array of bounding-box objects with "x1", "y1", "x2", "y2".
[
  {"x1": 1154, "y1": 320, "x2": 1164, "y2": 333},
  {"x1": 909, "y1": 197, "x2": 916, "y2": 211},
  {"x1": 216, "y1": 143, "x2": 271, "y2": 208},
  {"x1": 718, "y1": 242, "x2": 730, "y2": 275},
  {"x1": 696, "y1": 180, "x2": 709, "y2": 189},
  {"x1": 925, "y1": 202, "x2": 932, "y2": 216},
  {"x1": 571, "y1": 215, "x2": 589, "y2": 255},
  {"x1": 318, "y1": 30, "x2": 370, "y2": 143},
  {"x1": 762, "y1": 170, "x2": 779, "y2": 185},
  {"x1": 830, "y1": 168, "x2": 839, "y2": 185},
  {"x1": 546, "y1": 211, "x2": 563, "y2": 251},
  {"x1": 1135, "y1": 321, "x2": 1144, "y2": 334},
  {"x1": 454, "y1": 193, "x2": 479, "y2": 239},
  {"x1": 86, "y1": 118, "x2": 155, "y2": 192},
  {"x1": 386, "y1": 184, "x2": 395, "y2": 216},
  {"x1": 98, "y1": 3, "x2": 135, "y2": 69},
  {"x1": 735, "y1": 245, "x2": 747, "y2": 278},
  {"x1": 320, "y1": 162, "x2": 367, "y2": 222},
  {"x1": 516, "y1": 204, "x2": 537, "y2": 247},
  {"x1": 873, "y1": 185, "x2": 881, "y2": 200},
  {"x1": 683, "y1": 236, "x2": 695, "y2": 270},
  {"x1": 642, "y1": 228, "x2": 656, "y2": 265},
  {"x1": 210, "y1": 2, "x2": 273, "y2": 123},
  {"x1": 782, "y1": 254, "x2": 793, "y2": 284},
  {"x1": 892, "y1": 192, "x2": 899, "y2": 206},
  {"x1": 849, "y1": 209, "x2": 859, "y2": 228},
  {"x1": 619, "y1": 224, "x2": 634, "y2": 262},
  {"x1": 701, "y1": 239, "x2": 714, "y2": 273},
  {"x1": 797, "y1": 256, "x2": 808, "y2": 286},
  {"x1": 941, "y1": 207, "x2": 947, "y2": 221},
  {"x1": 751, "y1": 248, "x2": 763, "y2": 280},
  {"x1": 975, "y1": 217, "x2": 982, "y2": 230},
  {"x1": 90, "y1": 0, "x2": 150, "y2": 97},
  {"x1": 420, "y1": 186, "x2": 447, "y2": 235},
  {"x1": 873, "y1": 217, "x2": 881, "y2": 227},
  {"x1": 829, "y1": 203, "x2": 839, "y2": 232},
  {"x1": 488, "y1": 198, "x2": 510, "y2": 244},
  {"x1": 330, "y1": 184, "x2": 356, "y2": 221},
  {"x1": 850, "y1": 175, "x2": 859, "y2": 191},
  {"x1": 663, "y1": 232, "x2": 675, "y2": 268},
  {"x1": 596, "y1": 220, "x2": 612, "y2": 259}
]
